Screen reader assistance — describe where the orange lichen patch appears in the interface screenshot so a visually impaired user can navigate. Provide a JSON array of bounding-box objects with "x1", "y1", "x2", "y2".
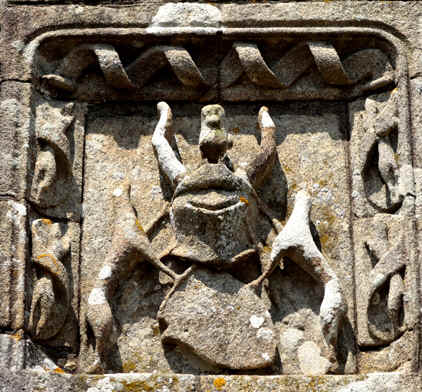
[
  {"x1": 135, "y1": 219, "x2": 145, "y2": 233},
  {"x1": 262, "y1": 246, "x2": 272, "y2": 254},
  {"x1": 53, "y1": 367, "x2": 65, "y2": 374},
  {"x1": 231, "y1": 127, "x2": 240, "y2": 134},
  {"x1": 10, "y1": 333, "x2": 22, "y2": 342},
  {"x1": 239, "y1": 197, "x2": 249, "y2": 205},
  {"x1": 37, "y1": 253, "x2": 59, "y2": 268},
  {"x1": 41, "y1": 218, "x2": 53, "y2": 225},
  {"x1": 213, "y1": 377, "x2": 226, "y2": 390}
]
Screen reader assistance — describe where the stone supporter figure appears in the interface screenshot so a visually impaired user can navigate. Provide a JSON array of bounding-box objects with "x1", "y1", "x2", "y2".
[{"x1": 85, "y1": 102, "x2": 346, "y2": 373}]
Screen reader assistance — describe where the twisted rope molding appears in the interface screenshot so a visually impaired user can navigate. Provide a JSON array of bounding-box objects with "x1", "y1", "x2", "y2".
[
  {"x1": 42, "y1": 44, "x2": 210, "y2": 93},
  {"x1": 41, "y1": 41, "x2": 394, "y2": 94}
]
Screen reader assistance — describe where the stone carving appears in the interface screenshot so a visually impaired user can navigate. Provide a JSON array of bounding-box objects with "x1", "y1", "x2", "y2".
[
  {"x1": 355, "y1": 215, "x2": 409, "y2": 345},
  {"x1": 1, "y1": 0, "x2": 422, "y2": 389},
  {"x1": 84, "y1": 102, "x2": 346, "y2": 373},
  {"x1": 27, "y1": 216, "x2": 81, "y2": 366},
  {"x1": 221, "y1": 42, "x2": 393, "y2": 89},
  {"x1": 268, "y1": 190, "x2": 347, "y2": 368},
  {"x1": 364, "y1": 220, "x2": 407, "y2": 343},
  {"x1": 30, "y1": 97, "x2": 86, "y2": 220},
  {"x1": 354, "y1": 92, "x2": 402, "y2": 215},
  {"x1": 26, "y1": 95, "x2": 84, "y2": 366},
  {"x1": 37, "y1": 39, "x2": 393, "y2": 102},
  {"x1": 29, "y1": 219, "x2": 71, "y2": 341},
  {"x1": 42, "y1": 44, "x2": 209, "y2": 94},
  {"x1": 349, "y1": 81, "x2": 416, "y2": 371}
]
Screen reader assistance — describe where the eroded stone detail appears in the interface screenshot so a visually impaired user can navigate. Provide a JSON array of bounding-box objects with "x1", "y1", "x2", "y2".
[
  {"x1": 82, "y1": 102, "x2": 346, "y2": 374},
  {"x1": 221, "y1": 42, "x2": 393, "y2": 90},
  {"x1": 267, "y1": 190, "x2": 347, "y2": 372},
  {"x1": 350, "y1": 81, "x2": 416, "y2": 371},
  {"x1": 29, "y1": 219, "x2": 71, "y2": 341},
  {"x1": 42, "y1": 44, "x2": 209, "y2": 95},
  {"x1": 37, "y1": 39, "x2": 394, "y2": 103},
  {"x1": 351, "y1": 91, "x2": 403, "y2": 217},
  {"x1": 364, "y1": 220, "x2": 408, "y2": 344},
  {"x1": 30, "y1": 96, "x2": 86, "y2": 220},
  {"x1": 355, "y1": 215, "x2": 409, "y2": 347},
  {"x1": 158, "y1": 268, "x2": 277, "y2": 370}
]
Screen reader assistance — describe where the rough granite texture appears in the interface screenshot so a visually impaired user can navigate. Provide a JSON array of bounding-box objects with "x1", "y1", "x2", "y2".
[{"x1": 1, "y1": 0, "x2": 422, "y2": 391}]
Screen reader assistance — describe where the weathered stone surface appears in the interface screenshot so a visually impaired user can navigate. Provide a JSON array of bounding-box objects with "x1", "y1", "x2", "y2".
[
  {"x1": 0, "y1": 82, "x2": 31, "y2": 199},
  {"x1": 159, "y1": 267, "x2": 277, "y2": 370},
  {"x1": 0, "y1": 334, "x2": 25, "y2": 371},
  {"x1": 0, "y1": 370, "x2": 419, "y2": 392},
  {"x1": 0, "y1": 200, "x2": 27, "y2": 331},
  {"x1": 79, "y1": 102, "x2": 356, "y2": 374},
  {"x1": 28, "y1": 218, "x2": 80, "y2": 356}
]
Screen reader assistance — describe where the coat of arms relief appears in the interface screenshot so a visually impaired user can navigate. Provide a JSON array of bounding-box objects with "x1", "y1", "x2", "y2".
[{"x1": 5, "y1": 6, "x2": 415, "y2": 378}]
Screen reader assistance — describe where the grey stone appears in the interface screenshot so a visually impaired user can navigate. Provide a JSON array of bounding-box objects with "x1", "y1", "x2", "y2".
[
  {"x1": 0, "y1": 200, "x2": 27, "y2": 331},
  {"x1": 0, "y1": 334, "x2": 25, "y2": 371},
  {"x1": 158, "y1": 267, "x2": 277, "y2": 370},
  {"x1": 0, "y1": 82, "x2": 31, "y2": 200}
]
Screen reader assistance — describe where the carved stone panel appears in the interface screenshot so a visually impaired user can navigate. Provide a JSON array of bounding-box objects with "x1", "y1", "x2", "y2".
[
  {"x1": 79, "y1": 101, "x2": 354, "y2": 375},
  {"x1": 1, "y1": 1, "x2": 422, "y2": 390}
]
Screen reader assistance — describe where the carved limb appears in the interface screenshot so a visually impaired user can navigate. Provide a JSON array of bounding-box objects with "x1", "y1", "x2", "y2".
[
  {"x1": 247, "y1": 106, "x2": 277, "y2": 189},
  {"x1": 85, "y1": 181, "x2": 188, "y2": 373},
  {"x1": 251, "y1": 191, "x2": 347, "y2": 370},
  {"x1": 152, "y1": 102, "x2": 186, "y2": 189}
]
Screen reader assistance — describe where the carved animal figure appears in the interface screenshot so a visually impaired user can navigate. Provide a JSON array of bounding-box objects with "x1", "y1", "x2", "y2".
[
  {"x1": 84, "y1": 102, "x2": 346, "y2": 373},
  {"x1": 365, "y1": 220, "x2": 407, "y2": 343},
  {"x1": 29, "y1": 219, "x2": 71, "y2": 341}
]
